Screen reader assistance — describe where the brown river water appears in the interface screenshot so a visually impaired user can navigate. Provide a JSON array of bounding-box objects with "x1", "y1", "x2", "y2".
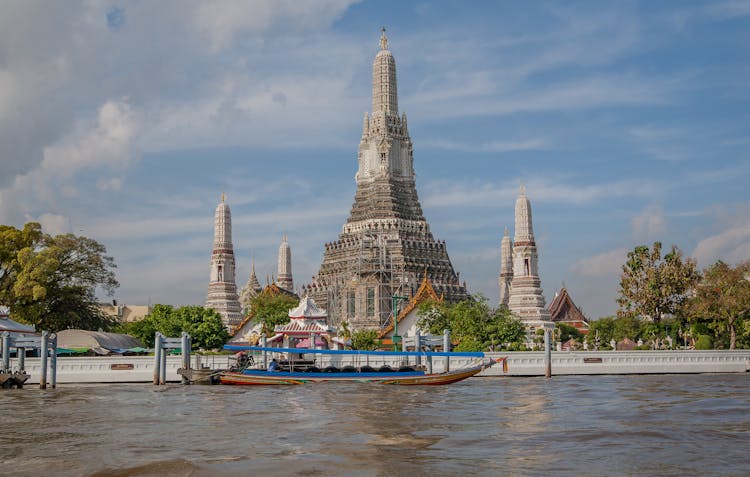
[{"x1": 1, "y1": 374, "x2": 749, "y2": 477}]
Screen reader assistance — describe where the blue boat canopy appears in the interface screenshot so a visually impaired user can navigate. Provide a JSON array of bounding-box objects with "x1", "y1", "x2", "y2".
[{"x1": 224, "y1": 345, "x2": 485, "y2": 358}]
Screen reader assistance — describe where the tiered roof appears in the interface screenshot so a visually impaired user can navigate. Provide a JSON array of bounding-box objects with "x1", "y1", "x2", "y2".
[{"x1": 548, "y1": 287, "x2": 589, "y2": 334}]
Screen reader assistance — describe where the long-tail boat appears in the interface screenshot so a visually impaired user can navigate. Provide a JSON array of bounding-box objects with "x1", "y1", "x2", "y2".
[{"x1": 219, "y1": 345, "x2": 507, "y2": 385}]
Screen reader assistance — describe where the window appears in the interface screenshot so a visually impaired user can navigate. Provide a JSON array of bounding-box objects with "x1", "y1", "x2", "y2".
[
  {"x1": 366, "y1": 288, "x2": 375, "y2": 317},
  {"x1": 524, "y1": 258, "x2": 530, "y2": 276},
  {"x1": 347, "y1": 291, "x2": 356, "y2": 318}
]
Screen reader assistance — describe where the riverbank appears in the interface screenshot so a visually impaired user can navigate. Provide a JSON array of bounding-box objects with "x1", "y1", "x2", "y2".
[{"x1": 7, "y1": 350, "x2": 749, "y2": 384}]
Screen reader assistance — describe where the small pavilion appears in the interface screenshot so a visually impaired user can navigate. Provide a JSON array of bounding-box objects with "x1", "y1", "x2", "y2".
[{"x1": 269, "y1": 296, "x2": 335, "y2": 349}]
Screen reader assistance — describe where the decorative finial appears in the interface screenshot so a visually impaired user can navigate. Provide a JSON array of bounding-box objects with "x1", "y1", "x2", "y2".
[
  {"x1": 519, "y1": 182, "x2": 526, "y2": 195},
  {"x1": 380, "y1": 27, "x2": 388, "y2": 50},
  {"x1": 504, "y1": 226, "x2": 509, "y2": 236},
  {"x1": 221, "y1": 191, "x2": 226, "y2": 203}
]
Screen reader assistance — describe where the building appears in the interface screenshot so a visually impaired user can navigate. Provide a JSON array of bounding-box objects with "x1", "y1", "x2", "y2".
[
  {"x1": 268, "y1": 296, "x2": 335, "y2": 349},
  {"x1": 303, "y1": 30, "x2": 468, "y2": 330},
  {"x1": 501, "y1": 186, "x2": 552, "y2": 333},
  {"x1": 205, "y1": 193, "x2": 243, "y2": 330},
  {"x1": 378, "y1": 273, "x2": 443, "y2": 345},
  {"x1": 548, "y1": 286, "x2": 590, "y2": 335},
  {"x1": 99, "y1": 304, "x2": 152, "y2": 323}
]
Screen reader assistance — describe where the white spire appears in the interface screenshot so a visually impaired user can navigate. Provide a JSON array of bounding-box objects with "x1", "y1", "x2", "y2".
[
  {"x1": 499, "y1": 225, "x2": 513, "y2": 306},
  {"x1": 514, "y1": 183, "x2": 534, "y2": 242},
  {"x1": 277, "y1": 235, "x2": 293, "y2": 292},
  {"x1": 206, "y1": 193, "x2": 242, "y2": 330},
  {"x1": 372, "y1": 28, "x2": 398, "y2": 115}
]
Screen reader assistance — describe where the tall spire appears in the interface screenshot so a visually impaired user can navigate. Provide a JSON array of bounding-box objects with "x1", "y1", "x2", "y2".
[
  {"x1": 304, "y1": 31, "x2": 467, "y2": 329},
  {"x1": 499, "y1": 226, "x2": 513, "y2": 306},
  {"x1": 206, "y1": 194, "x2": 242, "y2": 330},
  {"x1": 277, "y1": 235, "x2": 293, "y2": 292},
  {"x1": 508, "y1": 187, "x2": 550, "y2": 330},
  {"x1": 372, "y1": 27, "x2": 398, "y2": 115},
  {"x1": 514, "y1": 183, "x2": 534, "y2": 243}
]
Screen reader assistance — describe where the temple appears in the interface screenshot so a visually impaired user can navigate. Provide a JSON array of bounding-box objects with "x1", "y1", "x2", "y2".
[
  {"x1": 205, "y1": 193, "x2": 243, "y2": 330},
  {"x1": 303, "y1": 30, "x2": 468, "y2": 330},
  {"x1": 548, "y1": 286, "x2": 590, "y2": 335},
  {"x1": 501, "y1": 186, "x2": 551, "y2": 332}
]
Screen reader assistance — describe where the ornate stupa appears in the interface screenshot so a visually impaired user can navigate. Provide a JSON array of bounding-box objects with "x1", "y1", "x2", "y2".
[
  {"x1": 205, "y1": 193, "x2": 243, "y2": 330},
  {"x1": 505, "y1": 185, "x2": 551, "y2": 331},
  {"x1": 303, "y1": 30, "x2": 468, "y2": 330},
  {"x1": 239, "y1": 259, "x2": 263, "y2": 315},
  {"x1": 276, "y1": 235, "x2": 293, "y2": 292}
]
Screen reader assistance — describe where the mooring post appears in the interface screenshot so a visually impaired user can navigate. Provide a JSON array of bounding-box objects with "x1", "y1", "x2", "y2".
[
  {"x1": 415, "y1": 330, "x2": 421, "y2": 367},
  {"x1": 180, "y1": 332, "x2": 190, "y2": 385},
  {"x1": 153, "y1": 332, "x2": 162, "y2": 385},
  {"x1": 443, "y1": 329, "x2": 450, "y2": 372},
  {"x1": 427, "y1": 354, "x2": 433, "y2": 374},
  {"x1": 159, "y1": 341, "x2": 167, "y2": 385},
  {"x1": 544, "y1": 328, "x2": 552, "y2": 378},
  {"x1": 1, "y1": 331, "x2": 9, "y2": 373},
  {"x1": 261, "y1": 334, "x2": 267, "y2": 370},
  {"x1": 50, "y1": 334, "x2": 57, "y2": 389},
  {"x1": 18, "y1": 347, "x2": 25, "y2": 372},
  {"x1": 40, "y1": 331, "x2": 48, "y2": 389}
]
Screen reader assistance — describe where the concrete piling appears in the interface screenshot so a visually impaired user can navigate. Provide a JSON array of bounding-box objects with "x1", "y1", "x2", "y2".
[
  {"x1": 40, "y1": 331, "x2": 48, "y2": 389},
  {"x1": 153, "y1": 332, "x2": 162, "y2": 385},
  {"x1": 1, "y1": 332, "x2": 9, "y2": 372},
  {"x1": 50, "y1": 334, "x2": 57, "y2": 388},
  {"x1": 544, "y1": 329, "x2": 552, "y2": 378}
]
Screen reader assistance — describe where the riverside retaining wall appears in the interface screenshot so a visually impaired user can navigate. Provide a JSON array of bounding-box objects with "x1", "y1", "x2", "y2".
[{"x1": 7, "y1": 350, "x2": 750, "y2": 384}]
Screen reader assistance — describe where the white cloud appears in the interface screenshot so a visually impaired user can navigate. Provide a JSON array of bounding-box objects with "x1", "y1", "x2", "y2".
[
  {"x1": 692, "y1": 208, "x2": 750, "y2": 267},
  {"x1": 571, "y1": 248, "x2": 628, "y2": 278},
  {"x1": 631, "y1": 205, "x2": 667, "y2": 242},
  {"x1": 33, "y1": 213, "x2": 72, "y2": 236},
  {"x1": 421, "y1": 138, "x2": 549, "y2": 153}
]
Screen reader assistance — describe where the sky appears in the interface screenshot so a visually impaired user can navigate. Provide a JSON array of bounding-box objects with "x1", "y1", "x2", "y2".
[{"x1": 1, "y1": 0, "x2": 749, "y2": 319}]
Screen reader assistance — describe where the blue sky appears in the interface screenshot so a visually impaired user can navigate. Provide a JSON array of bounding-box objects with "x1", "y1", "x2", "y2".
[{"x1": 1, "y1": 0, "x2": 748, "y2": 319}]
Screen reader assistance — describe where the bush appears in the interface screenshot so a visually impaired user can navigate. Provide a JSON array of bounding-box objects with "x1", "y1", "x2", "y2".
[
  {"x1": 695, "y1": 334, "x2": 713, "y2": 350},
  {"x1": 635, "y1": 345, "x2": 651, "y2": 350}
]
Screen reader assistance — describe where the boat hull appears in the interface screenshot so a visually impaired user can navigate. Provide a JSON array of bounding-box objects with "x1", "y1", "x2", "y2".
[{"x1": 219, "y1": 364, "x2": 487, "y2": 386}]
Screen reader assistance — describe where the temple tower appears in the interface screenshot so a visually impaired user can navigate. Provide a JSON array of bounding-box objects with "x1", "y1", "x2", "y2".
[
  {"x1": 498, "y1": 226, "x2": 513, "y2": 307},
  {"x1": 277, "y1": 235, "x2": 294, "y2": 292},
  {"x1": 205, "y1": 193, "x2": 243, "y2": 330},
  {"x1": 304, "y1": 30, "x2": 468, "y2": 330},
  {"x1": 507, "y1": 186, "x2": 551, "y2": 330}
]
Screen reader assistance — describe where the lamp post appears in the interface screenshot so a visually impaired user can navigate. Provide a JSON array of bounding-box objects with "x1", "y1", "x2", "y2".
[{"x1": 391, "y1": 294, "x2": 408, "y2": 351}]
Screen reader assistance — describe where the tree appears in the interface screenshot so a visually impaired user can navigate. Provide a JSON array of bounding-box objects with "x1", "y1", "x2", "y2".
[
  {"x1": 687, "y1": 260, "x2": 750, "y2": 350},
  {"x1": 122, "y1": 305, "x2": 229, "y2": 349},
  {"x1": 617, "y1": 242, "x2": 700, "y2": 323},
  {"x1": 351, "y1": 329, "x2": 379, "y2": 350},
  {"x1": 3, "y1": 225, "x2": 119, "y2": 332},
  {"x1": 556, "y1": 322, "x2": 584, "y2": 342},
  {"x1": 247, "y1": 293, "x2": 297, "y2": 334},
  {"x1": 417, "y1": 295, "x2": 525, "y2": 351}
]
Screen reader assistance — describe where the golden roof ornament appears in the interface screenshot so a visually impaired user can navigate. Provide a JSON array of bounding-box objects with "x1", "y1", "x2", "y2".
[
  {"x1": 221, "y1": 191, "x2": 226, "y2": 203},
  {"x1": 380, "y1": 27, "x2": 388, "y2": 50}
]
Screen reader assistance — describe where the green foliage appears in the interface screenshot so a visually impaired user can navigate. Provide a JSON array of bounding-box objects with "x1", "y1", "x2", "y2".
[
  {"x1": 122, "y1": 304, "x2": 229, "y2": 349},
  {"x1": 555, "y1": 323, "x2": 583, "y2": 342},
  {"x1": 687, "y1": 260, "x2": 750, "y2": 350},
  {"x1": 248, "y1": 293, "x2": 297, "y2": 334},
  {"x1": 617, "y1": 242, "x2": 700, "y2": 323},
  {"x1": 1, "y1": 223, "x2": 119, "y2": 332},
  {"x1": 695, "y1": 334, "x2": 713, "y2": 350},
  {"x1": 417, "y1": 295, "x2": 525, "y2": 351},
  {"x1": 351, "y1": 329, "x2": 379, "y2": 350}
]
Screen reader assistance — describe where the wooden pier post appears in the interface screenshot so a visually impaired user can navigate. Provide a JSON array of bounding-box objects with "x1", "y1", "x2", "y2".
[
  {"x1": 415, "y1": 330, "x2": 421, "y2": 367},
  {"x1": 40, "y1": 331, "x2": 48, "y2": 389},
  {"x1": 544, "y1": 328, "x2": 552, "y2": 378},
  {"x1": 153, "y1": 332, "x2": 162, "y2": 385},
  {"x1": 50, "y1": 334, "x2": 57, "y2": 388}
]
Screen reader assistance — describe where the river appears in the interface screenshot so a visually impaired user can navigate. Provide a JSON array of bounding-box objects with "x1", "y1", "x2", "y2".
[{"x1": 1, "y1": 374, "x2": 749, "y2": 476}]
